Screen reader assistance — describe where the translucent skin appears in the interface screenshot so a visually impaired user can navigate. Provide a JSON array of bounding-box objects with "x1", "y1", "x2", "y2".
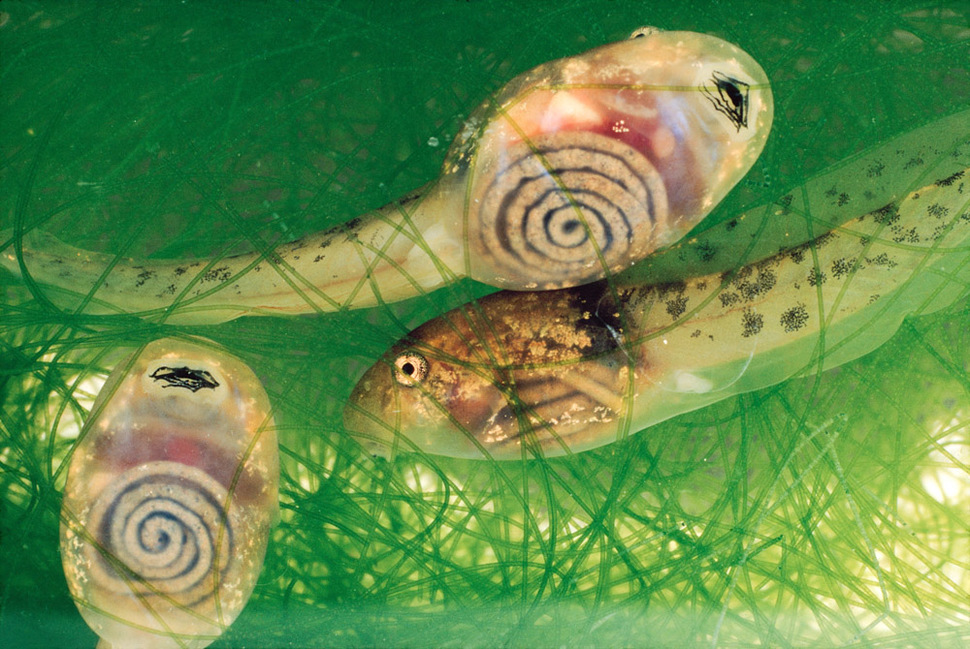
[
  {"x1": 1, "y1": 28, "x2": 771, "y2": 324},
  {"x1": 344, "y1": 168, "x2": 970, "y2": 460},
  {"x1": 59, "y1": 338, "x2": 279, "y2": 649}
]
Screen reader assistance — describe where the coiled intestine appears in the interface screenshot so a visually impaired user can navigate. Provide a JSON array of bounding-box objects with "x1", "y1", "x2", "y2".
[
  {"x1": 83, "y1": 462, "x2": 237, "y2": 607},
  {"x1": 469, "y1": 131, "x2": 668, "y2": 286}
]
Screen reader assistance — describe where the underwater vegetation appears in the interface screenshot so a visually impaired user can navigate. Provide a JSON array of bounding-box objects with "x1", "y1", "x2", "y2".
[{"x1": 2, "y1": 2, "x2": 969, "y2": 648}]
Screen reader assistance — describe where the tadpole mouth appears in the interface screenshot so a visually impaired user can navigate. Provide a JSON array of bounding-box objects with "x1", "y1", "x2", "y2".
[
  {"x1": 342, "y1": 365, "x2": 400, "y2": 458},
  {"x1": 342, "y1": 398, "x2": 396, "y2": 459}
]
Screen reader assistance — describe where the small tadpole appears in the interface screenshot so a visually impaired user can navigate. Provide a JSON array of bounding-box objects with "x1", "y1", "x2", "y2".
[
  {"x1": 702, "y1": 71, "x2": 750, "y2": 131},
  {"x1": 150, "y1": 366, "x2": 220, "y2": 392}
]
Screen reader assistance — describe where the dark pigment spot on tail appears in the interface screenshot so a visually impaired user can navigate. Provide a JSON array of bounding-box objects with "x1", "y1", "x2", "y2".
[
  {"x1": 741, "y1": 309, "x2": 763, "y2": 338},
  {"x1": 936, "y1": 170, "x2": 965, "y2": 187},
  {"x1": 665, "y1": 295, "x2": 689, "y2": 320},
  {"x1": 831, "y1": 258, "x2": 854, "y2": 279},
  {"x1": 891, "y1": 227, "x2": 920, "y2": 244},
  {"x1": 133, "y1": 267, "x2": 156, "y2": 288},
  {"x1": 695, "y1": 242, "x2": 716, "y2": 263},
  {"x1": 721, "y1": 263, "x2": 777, "y2": 303},
  {"x1": 866, "y1": 252, "x2": 898, "y2": 269},
  {"x1": 780, "y1": 304, "x2": 809, "y2": 333},
  {"x1": 871, "y1": 203, "x2": 900, "y2": 225},
  {"x1": 808, "y1": 267, "x2": 826, "y2": 286},
  {"x1": 203, "y1": 266, "x2": 232, "y2": 283}
]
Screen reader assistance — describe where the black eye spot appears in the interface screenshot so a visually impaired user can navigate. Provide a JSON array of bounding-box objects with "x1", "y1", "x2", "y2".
[
  {"x1": 723, "y1": 82, "x2": 743, "y2": 108},
  {"x1": 393, "y1": 352, "x2": 429, "y2": 387},
  {"x1": 149, "y1": 366, "x2": 219, "y2": 392},
  {"x1": 702, "y1": 71, "x2": 751, "y2": 132}
]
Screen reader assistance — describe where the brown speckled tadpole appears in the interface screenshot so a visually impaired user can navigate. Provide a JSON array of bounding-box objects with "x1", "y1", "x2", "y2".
[{"x1": 346, "y1": 169, "x2": 970, "y2": 459}]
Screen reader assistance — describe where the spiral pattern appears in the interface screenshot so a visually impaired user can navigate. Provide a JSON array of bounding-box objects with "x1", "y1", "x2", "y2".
[
  {"x1": 85, "y1": 461, "x2": 237, "y2": 606},
  {"x1": 472, "y1": 130, "x2": 668, "y2": 286}
]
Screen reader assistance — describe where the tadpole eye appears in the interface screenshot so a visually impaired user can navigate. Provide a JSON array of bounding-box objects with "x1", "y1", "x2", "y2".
[
  {"x1": 393, "y1": 351, "x2": 429, "y2": 387},
  {"x1": 702, "y1": 70, "x2": 751, "y2": 131}
]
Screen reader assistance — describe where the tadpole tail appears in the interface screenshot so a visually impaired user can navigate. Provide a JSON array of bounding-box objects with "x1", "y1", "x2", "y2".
[{"x1": 0, "y1": 187, "x2": 466, "y2": 325}]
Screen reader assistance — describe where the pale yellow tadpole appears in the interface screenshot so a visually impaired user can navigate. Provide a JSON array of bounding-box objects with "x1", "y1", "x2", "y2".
[
  {"x1": 2, "y1": 28, "x2": 771, "y2": 324},
  {"x1": 59, "y1": 337, "x2": 279, "y2": 649}
]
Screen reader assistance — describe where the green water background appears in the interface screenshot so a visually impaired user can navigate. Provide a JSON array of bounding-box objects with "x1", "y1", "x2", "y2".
[{"x1": 1, "y1": 1, "x2": 969, "y2": 647}]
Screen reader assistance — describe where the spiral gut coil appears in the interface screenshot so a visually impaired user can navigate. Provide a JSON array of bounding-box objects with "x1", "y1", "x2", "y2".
[
  {"x1": 85, "y1": 462, "x2": 237, "y2": 607},
  {"x1": 60, "y1": 338, "x2": 279, "y2": 649},
  {"x1": 471, "y1": 131, "x2": 668, "y2": 286}
]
